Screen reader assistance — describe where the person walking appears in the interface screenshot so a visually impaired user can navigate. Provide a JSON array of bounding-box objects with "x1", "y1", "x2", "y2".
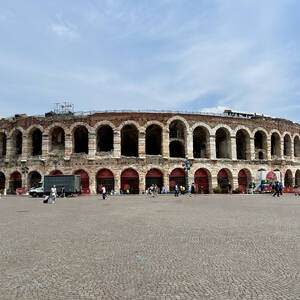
[
  {"x1": 60, "y1": 185, "x2": 65, "y2": 198},
  {"x1": 273, "y1": 182, "x2": 280, "y2": 197},
  {"x1": 102, "y1": 185, "x2": 107, "y2": 200},
  {"x1": 174, "y1": 184, "x2": 179, "y2": 197},
  {"x1": 51, "y1": 185, "x2": 57, "y2": 204},
  {"x1": 279, "y1": 182, "x2": 283, "y2": 195},
  {"x1": 191, "y1": 183, "x2": 196, "y2": 194}
]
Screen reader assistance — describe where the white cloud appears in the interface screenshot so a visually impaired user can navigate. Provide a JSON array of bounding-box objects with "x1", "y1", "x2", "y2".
[{"x1": 51, "y1": 16, "x2": 78, "y2": 39}]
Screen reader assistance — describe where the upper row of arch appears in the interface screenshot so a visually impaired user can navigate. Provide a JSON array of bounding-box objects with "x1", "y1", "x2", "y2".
[{"x1": 1, "y1": 116, "x2": 299, "y2": 139}]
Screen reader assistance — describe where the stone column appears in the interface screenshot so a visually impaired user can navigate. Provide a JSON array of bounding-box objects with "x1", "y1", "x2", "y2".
[
  {"x1": 64, "y1": 133, "x2": 72, "y2": 160},
  {"x1": 42, "y1": 134, "x2": 49, "y2": 159},
  {"x1": 22, "y1": 134, "x2": 29, "y2": 160},
  {"x1": 138, "y1": 130, "x2": 145, "y2": 158},
  {"x1": 89, "y1": 174, "x2": 96, "y2": 194},
  {"x1": 139, "y1": 171, "x2": 146, "y2": 194},
  {"x1": 291, "y1": 139, "x2": 295, "y2": 161},
  {"x1": 115, "y1": 171, "x2": 121, "y2": 194},
  {"x1": 114, "y1": 130, "x2": 121, "y2": 158},
  {"x1": 5, "y1": 174, "x2": 9, "y2": 193},
  {"x1": 209, "y1": 136, "x2": 216, "y2": 159},
  {"x1": 187, "y1": 130, "x2": 193, "y2": 159},
  {"x1": 266, "y1": 138, "x2": 271, "y2": 160},
  {"x1": 231, "y1": 136, "x2": 236, "y2": 160},
  {"x1": 211, "y1": 175, "x2": 218, "y2": 190},
  {"x1": 162, "y1": 129, "x2": 169, "y2": 158},
  {"x1": 163, "y1": 169, "x2": 169, "y2": 192},
  {"x1": 6, "y1": 137, "x2": 12, "y2": 159},
  {"x1": 232, "y1": 176, "x2": 239, "y2": 191},
  {"x1": 250, "y1": 137, "x2": 255, "y2": 160},
  {"x1": 280, "y1": 139, "x2": 284, "y2": 159},
  {"x1": 88, "y1": 132, "x2": 96, "y2": 160}
]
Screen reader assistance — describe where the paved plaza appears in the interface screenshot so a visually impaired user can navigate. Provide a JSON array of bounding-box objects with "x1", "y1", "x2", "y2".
[{"x1": 0, "y1": 194, "x2": 300, "y2": 300}]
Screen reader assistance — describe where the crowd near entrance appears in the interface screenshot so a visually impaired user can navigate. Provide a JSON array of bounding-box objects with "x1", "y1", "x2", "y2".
[
  {"x1": 146, "y1": 169, "x2": 163, "y2": 190},
  {"x1": 169, "y1": 168, "x2": 185, "y2": 191}
]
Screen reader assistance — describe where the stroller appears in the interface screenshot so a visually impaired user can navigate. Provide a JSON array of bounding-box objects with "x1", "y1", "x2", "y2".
[{"x1": 43, "y1": 195, "x2": 50, "y2": 204}]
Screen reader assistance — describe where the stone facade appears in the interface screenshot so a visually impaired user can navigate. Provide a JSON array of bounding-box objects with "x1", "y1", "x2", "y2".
[{"x1": 0, "y1": 111, "x2": 300, "y2": 194}]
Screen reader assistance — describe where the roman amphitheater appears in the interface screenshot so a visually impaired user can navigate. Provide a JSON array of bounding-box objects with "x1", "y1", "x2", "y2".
[{"x1": 0, "y1": 110, "x2": 299, "y2": 195}]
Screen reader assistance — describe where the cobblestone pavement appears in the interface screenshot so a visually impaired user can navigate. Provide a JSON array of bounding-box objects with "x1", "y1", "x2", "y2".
[{"x1": 0, "y1": 194, "x2": 300, "y2": 300}]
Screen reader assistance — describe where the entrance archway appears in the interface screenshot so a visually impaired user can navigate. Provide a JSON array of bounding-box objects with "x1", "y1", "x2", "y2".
[
  {"x1": 74, "y1": 169, "x2": 90, "y2": 193},
  {"x1": 284, "y1": 170, "x2": 293, "y2": 187},
  {"x1": 217, "y1": 169, "x2": 232, "y2": 193},
  {"x1": 0, "y1": 172, "x2": 5, "y2": 190},
  {"x1": 96, "y1": 169, "x2": 114, "y2": 193},
  {"x1": 121, "y1": 168, "x2": 139, "y2": 194},
  {"x1": 28, "y1": 171, "x2": 42, "y2": 188},
  {"x1": 169, "y1": 168, "x2": 185, "y2": 191},
  {"x1": 238, "y1": 169, "x2": 250, "y2": 194},
  {"x1": 194, "y1": 168, "x2": 210, "y2": 194},
  {"x1": 295, "y1": 170, "x2": 300, "y2": 186},
  {"x1": 9, "y1": 171, "x2": 22, "y2": 193},
  {"x1": 146, "y1": 169, "x2": 163, "y2": 190}
]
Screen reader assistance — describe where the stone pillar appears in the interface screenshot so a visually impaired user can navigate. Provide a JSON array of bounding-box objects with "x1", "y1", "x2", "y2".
[
  {"x1": 139, "y1": 171, "x2": 145, "y2": 194},
  {"x1": 209, "y1": 136, "x2": 216, "y2": 159},
  {"x1": 114, "y1": 130, "x2": 121, "y2": 158},
  {"x1": 22, "y1": 134, "x2": 29, "y2": 160},
  {"x1": 162, "y1": 129, "x2": 169, "y2": 158},
  {"x1": 187, "y1": 130, "x2": 193, "y2": 159},
  {"x1": 89, "y1": 174, "x2": 96, "y2": 194},
  {"x1": 266, "y1": 138, "x2": 271, "y2": 160},
  {"x1": 42, "y1": 134, "x2": 49, "y2": 159},
  {"x1": 291, "y1": 139, "x2": 295, "y2": 161},
  {"x1": 280, "y1": 140, "x2": 284, "y2": 159},
  {"x1": 211, "y1": 175, "x2": 218, "y2": 190},
  {"x1": 231, "y1": 136, "x2": 236, "y2": 160},
  {"x1": 64, "y1": 133, "x2": 72, "y2": 159},
  {"x1": 5, "y1": 174, "x2": 9, "y2": 192},
  {"x1": 88, "y1": 132, "x2": 96, "y2": 160},
  {"x1": 232, "y1": 176, "x2": 239, "y2": 191},
  {"x1": 115, "y1": 171, "x2": 121, "y2": 194},
  {"x1": 6, "y1": 137, "x2": 12, "y2": 159},
  {"x1": 163, "y1": 169, "x2": 169, "y2": 192},
  {"x1": 250, "y1": 137, "x2": 255, "y2": 160},
  {"x1": 138, "y1": 130, "x2": 145, "y2": 158}
]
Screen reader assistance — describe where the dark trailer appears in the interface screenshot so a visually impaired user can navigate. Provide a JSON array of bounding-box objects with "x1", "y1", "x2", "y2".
[{"x1": 44, "y1": 175, "x2": 81, "y2": 196}]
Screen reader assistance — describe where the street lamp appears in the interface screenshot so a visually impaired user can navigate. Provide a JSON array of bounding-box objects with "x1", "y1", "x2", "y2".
[{"x1": 182, "y1": 157, "x2": 193, "y2": 192}]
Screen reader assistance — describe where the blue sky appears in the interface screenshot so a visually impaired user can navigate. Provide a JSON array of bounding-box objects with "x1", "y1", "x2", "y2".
[{"x1": 1, "y1": 0, "x2": 300, "y2": 122}]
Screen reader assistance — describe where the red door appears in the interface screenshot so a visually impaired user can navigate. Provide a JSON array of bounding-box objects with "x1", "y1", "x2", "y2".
[
  {"x1": 169, "y1": 168, "x2": 185, "y2": 191},
  {"x1": 194, "y1": 168, "x2": 209, "y2": 194},
  {"x1": 121, "y1": 168, "x2": 139, "y2": 194},
  {"x1": 74, "y1": 169, "x2": 90, "y2": 193},
  {"x1": 238, "y1": 169, "x2": 247, "y2": 194}
]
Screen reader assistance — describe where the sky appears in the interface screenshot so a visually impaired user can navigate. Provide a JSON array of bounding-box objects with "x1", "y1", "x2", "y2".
[{"x1": 1, "y1": 0, "x2": 300, "y2": 122}]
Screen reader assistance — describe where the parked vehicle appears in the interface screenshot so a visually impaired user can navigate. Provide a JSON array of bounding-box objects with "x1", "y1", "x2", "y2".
[{"x1": 29, "y1": 175, "x2": 81, "y2": 197}]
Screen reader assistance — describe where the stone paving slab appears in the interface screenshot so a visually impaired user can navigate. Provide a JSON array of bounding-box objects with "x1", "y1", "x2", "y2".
[{"x1": 0, "y1": 194, "x2": 300, "y2": 299}]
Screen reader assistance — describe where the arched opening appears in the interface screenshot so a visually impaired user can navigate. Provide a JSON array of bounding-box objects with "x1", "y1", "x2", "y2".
[
  {"x1": 0, "y1": 133, "x2": 7, "y2": 157},
  {"x1": 238, "y1": 169, "x2": 251, "y2": 194},
  {"x1": 193, "y1": 126, "x2": 209, "y2": 158},
  {"x1": 146, "y1": 125, "x2": 162, "y2": 155},
  {"x1": 271, "y1": 132, "x2": 281, "y2": 158},
  {"x1": 169, "y1": 168, "x2": 185, "y2": 191},
  {"x1": 50, "y1": 127, "x2": 65, "y2": 154},
  {"x1": 295, "y1": 170, "x2": 300, "y2": 186},
  {"x1": 50, "y1": 170, "x2": 63, "y2": 175},
  {"x1": 74, "y1": 126, "x2": 88, "y2": 154},
  {"x1": 236, "y1": 129, "x2": 250, "y2": 160},
  {"x1": 96, "y1": 169, "x2": 115, "y2": 194},
  {"x1": 217, "y1": 169, "x2": 232, "y2": 193},
  {"x1": 216, "y1": 128, "x2": 230, "y2": 159},
  {"x1": 97, "y1": 125, "x2": 113, "y2": 152},
  {"x1": 9, "y1": 171, "x2": 22, "y2": 193},
  {"x1": 254, "y1": 131, "x2": 267, "y2": 159},
  {"x1": 74, "y1": 169, "x2": 90, "y2": 193},
  {"x1": 30, "y1": 129, "x2": 42, "y2": 156},
  {"x1": 146, "y1": 168, "x2": 163, "y2": 190},
  {"x1": 169, "y1": 141, "x2": 185, "y2": 158},
  {"x1": 284, "y1": 170, "x2": 293, "y2": 187},
  {"x1": 0, "y1": 172, "x2": 5, "y2": 190},
  {"x1": 169, "y1": 120, "x2": 186, "y2": 158},
  {"x1": 294, "y1": 136, "x2": 300, "y2": 158},
  {"x1": 28, "y1": 171, "x2": 42, "y2": 188},
  {"x1": 283, "y1": 134, "x2": 292, "y2": 157},
  {"x1": 12, "y1": 130, "x2": 23, "y2": 156},
  {"x1": 194, "y1": 168, "x2": 210, "y2": 194},
  {"x1": 121, "y1": 168, "x2": 139, "y2": 194},
  {"x1": 121, "y1": 125, "x2": 138, "y2": 157}
]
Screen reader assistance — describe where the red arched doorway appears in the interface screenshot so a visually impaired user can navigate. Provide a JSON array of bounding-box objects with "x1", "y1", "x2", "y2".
[
  {"x1": 9, "y1": 171, "x2": 22, "y2": 193},
  {"x1": 194, "y1": 168, "x2": 210, "y2": 194},
  {"x1": 74, "y1": 169, "x2": 90, "y2": 193},
  {"x1": 121, "y1": 168, "x2": 139, "y2": 194},
  {"x1": 217, "y1": 169, "x2": 231, "y2": 193},
  {"x1": 284, "y1": 170, "x2": 293, "y2": 187},
  {"x1": 238, "y1": 169, "x2": 248, "y2": 194},
  {"x1": 96, "y1": 169, "x2": 114, "y2": 194},
  {"x1": 0, "y1": 172, "x2": 5, "y2": 190},
  {"x1": 146, "y1": 169, "x2": 163, "y2": 190},
  {"x1": 169, "y1": 168, "x2": 185, "y2": 191},
  {"x1": 50, "y1": 170, "x2": 63, "y2": 175}
]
